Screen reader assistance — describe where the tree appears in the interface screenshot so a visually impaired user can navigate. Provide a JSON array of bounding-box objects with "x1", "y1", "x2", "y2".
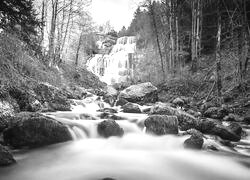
[{"x1": 0, "y1": 0, "x2": 42, "y2": 50}]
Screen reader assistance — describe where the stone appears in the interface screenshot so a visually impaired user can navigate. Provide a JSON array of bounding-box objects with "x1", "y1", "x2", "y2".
[
  {"x1": 115, "y1": 98, "x2": 129, "y2": 106},
  {"x1": 99, "y1": 113, "x2": 124, "y2": 120},
  {"x1": 184, "y1": 135, "x2": 204, "y2": 149},
  {"x1": 33, "y1": 83, "x2": 71, "y2": 112},
  {"x1": 177, "y1": 111, "x2": 199, "y2": 131},
  {"x1": 97, "y1": 120, "x2": 124, "y2": 138},
  {"x1": 0, "y1": 117, "x2": 8, "y2": 133},
  {"x1": 7, "y1": 86, "x2": 42, "y2": 112},
  {"x1": 0, "y1": 145, "x2": 16, "y2": 166},
  {"x1": 150, "y1": 102, "x2": 177, "y2": 115},
  {"x1": 197, "y1": 118, "x2": 240, "y2": 141},
  {"x1": 172, "y1": 97, "x2": 185, "y2": 107},
  {"x1": 3, "y1": 112, "x2": 72, "y2": 148},
  {"x1": 97, "y1": 108, "x2": 118, "y2": 114},
  {"x1": 228, "y1": 122, "x2": 242, "y2": 136},
  {"x1": 118, "y1": 82, "x2": 158, "y2": 105},
  {"x1": 150, "y1": 102, "x2": 198, "y2": 131},
  {"x1": 122, "y1": 102, "x2": 141, "y2": 113},
  {"x1": 186, "y1": 129, "x2": 203, "y2": 137},
  {"x1": 186, "y1": 109, "x2": 201, "y2": 118},
  {"x1": 243, "y1": 110, "x2": 250, "y2": 124},
  {"x1": 223, "y1": 113, "x2": 242, "y2": 122},
  {"x1": 204, "y1": 107, "x2": 229, "y2": 119},
  {"x1": 144, "y1": 115, "x2": 178, "y2": 135}
]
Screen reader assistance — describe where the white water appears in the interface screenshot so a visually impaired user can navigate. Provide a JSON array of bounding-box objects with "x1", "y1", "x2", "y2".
[
  {"x1": 87, "y1": 36, "x2": 136, "y2": 85},
  {"x1": 1, "y1": 97, "x2": 250, "y2": 180}
]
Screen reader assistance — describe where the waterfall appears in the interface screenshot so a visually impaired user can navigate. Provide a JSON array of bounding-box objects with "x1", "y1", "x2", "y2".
[{"x1": 87, "y1": 36, "x2": 137, "y2": 85}]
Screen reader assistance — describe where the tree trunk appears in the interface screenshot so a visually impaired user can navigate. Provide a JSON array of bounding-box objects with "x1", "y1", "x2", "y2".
[
  {"x1": 169, "y1": 0, "x2": 174, "y2": 72},
  {"x1": 215, "y1": 1, "x2": 222, "y2": 98},
  {"x1": 150, "y1": 1, "x2": 165, "y2": 80},
  {"x1": 48, "y1": 0, "x2": 59, "y2": 66},
  {"x1": 75, "y1": 33, "x2": 83, "y2": 66},
  {"x1": 61, "y1": 0, "x2": 74, "y2": 60}
]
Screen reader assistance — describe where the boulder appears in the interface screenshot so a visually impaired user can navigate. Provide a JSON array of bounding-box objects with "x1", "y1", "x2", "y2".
[
  {"x1": 7, "y1": 86, "x2": 42, "y2": 112},
  {"x1": 243, "y1": 110, "x2": 250, "y2": 124},
  {"x1": 177, "y1": 111, "x2": 199, "y2": 131},
  {"x1": 101, "y1": 86, "x2": 118, "y2": 106},
  {"x1": 150, "y1": 103, "x2": 198, "y2": 131},
  {"x1": 118, "y1": 82, "x2": 158, "y2": 105},
  {"x1": 98, "y1": 108, "x2": 118, "y2": 114},
  {"x1": 197, "y1": 118, "x2": 240, "y2": 141},
  {"x1": 172, "y1": 97, "x2": 185, "y2": 107},
  {"x1": 228, "y1": 122, "x2": 242, "y2": 136},
  {"x1": 204, "y1": 106, "x2": 229, "y2": 119},
  {"x1": 184, "y1": 134, "x2": 204, "y2": 149},
  {"x1": 104, "y1": 86, "x2": 118, "y2": 97},
  {"x1": 185, "y1": 128, "x2": 203, "y2": 137},
  {"x1": 122, "y1": 102, "x2": 141, "y2": 113},
  {"x1": 97, "y1": 120, "x2": 124, "y2": 138},
  {"x1": 99, "y1": 113, "x2": 124, "y2": 120},
  {"x1": 0, "y1": 117, "x2": 8, "y2": 133},
  {"x1": 186, "y1": 109, "x2": 201, "y2": 118},
  {"x1": 144, "y1": 115, "x2": 178, "y2": 135},
  {"x1": 115, "y1": 98, "x2": 129, "y2": 106},
  {"x1": 0, "y1": 145, "x2": 16, "y2": 166},
  {"x1": 33, "y1": 83, "x2": 71, "y2": 112},
  {"x1": 3, "y1": 112, "x2": 72, "y2": 148},
  {"x1": 223, "y1": 113, "x2": 242, "y2": 122},
  {"x1": 150, "y1": 102, "x2": 177, "y2": 115}
]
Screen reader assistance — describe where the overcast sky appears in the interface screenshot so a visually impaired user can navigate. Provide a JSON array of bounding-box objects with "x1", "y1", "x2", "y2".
[{"x1": 90, "y1": 0, "x2": 144, "y2": 31}]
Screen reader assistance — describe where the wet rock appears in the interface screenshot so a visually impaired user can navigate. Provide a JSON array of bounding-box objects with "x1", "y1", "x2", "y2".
[
  {"x1": 64, "y1": 86, "x2": 87, "y2": 99},
  {"x1": 186, "y1": 109, "x2": 201, "y2": 118},
  {"x1": 204, "y1": 106, "x2": 229, "y2": 119},
  {"x1": 118, "y1": 82, "x2": 158, "y2": 105},
  {"x1": 3, "y1": 112, "x2": 72, "y2": 148},
  {"x1": 97, "y1": 120, "x2": 124, "y2": 138},
  {"x1": 243, "y1": 110, "x2": 250, "y2": 124},
  {"x1": 186, "y1": 129, "x2": 203, "y2": 137},
  {"x1": 103, "y1": 96, "x2": 117, "y2": 107},
  {"x1": 102, "y1": 86, "x2": 118, "y2": 107},
  {"x1": 197, "y1": 118, "x2": 240, "y2": 141},
  {"x1": 99, "y1": 113, "x2": 124, "y2": 120},
  {"x1": 223, "y1": 113, "x2": 242, "y2": 122},
  {"x1": 122, "y1": 102, "x2": 141, "y2": 113},
  {"x1": 150, "y1": 102, "x2": 177, "y2": 115},
  {"x1": 144, "y1": 115, "x2": 178, "y2": 135},
  {"x1": 150, "y1": 102, "x2": 198, "y2": 131},
  {"x1": 177, "y1": 111, "x2": 199, "y2": 131},
  {"x1": 33, "y1": 83, "x2": 71, "y2": 112},
  {"x1": 172, "y1": 97, "x2": 185, "y2": 107},
  {"x1": 228, "y1": 122, "x2": 242, "y2": 136},
  {"x1": 184, "y1": 134, "x2": 204, "y2": 149},
  {"x1": 79, "y1": 113, "x2": 97, "y2": 120},
  {"x1": 0, "y1": 117, "x2": 8, "y2": 133},
  {"x1": 0, "y1": 145, "x2": 16, "y2": 166},
  {"x1": 104, "y1": 86, "x2": 118, "y2": 97},
  {"x1": 98, "y1": 108, "x2": 118, "y2": 114},
  {"x1": 115, "y1": 98, "x2": 129, "y2": 106}
]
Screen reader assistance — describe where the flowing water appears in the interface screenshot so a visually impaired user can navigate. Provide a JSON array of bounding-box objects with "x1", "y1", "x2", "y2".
[
  {"x1": 1, "y1": 95, "x2": 250, "y2": 180},
  {"x1": 87, "y1": 36, "x2": 136, "y2": 85}
]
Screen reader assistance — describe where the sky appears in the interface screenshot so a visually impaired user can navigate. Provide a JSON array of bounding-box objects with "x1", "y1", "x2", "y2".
[{"x1": 90, "y1": 0, "x2": 144, "y2": 31}]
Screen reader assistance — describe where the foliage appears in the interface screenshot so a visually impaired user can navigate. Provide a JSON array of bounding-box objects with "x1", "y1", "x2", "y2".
[{"x1": 0, "y1": 0, "x2": 42, "y2": 51}]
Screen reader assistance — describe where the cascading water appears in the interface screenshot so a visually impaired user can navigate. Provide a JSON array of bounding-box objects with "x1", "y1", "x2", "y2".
[
  {"x1": 0, "y1": 96, "x2": 250, "y2": 180},
  {"x1": 87, "y1": 36, "x2": 136, "y2": 85}
]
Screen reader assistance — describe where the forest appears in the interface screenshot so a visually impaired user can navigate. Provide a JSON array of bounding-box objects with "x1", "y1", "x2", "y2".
[{"x1": 0, "y1": 0, "x2": 250, "y2": 180}]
